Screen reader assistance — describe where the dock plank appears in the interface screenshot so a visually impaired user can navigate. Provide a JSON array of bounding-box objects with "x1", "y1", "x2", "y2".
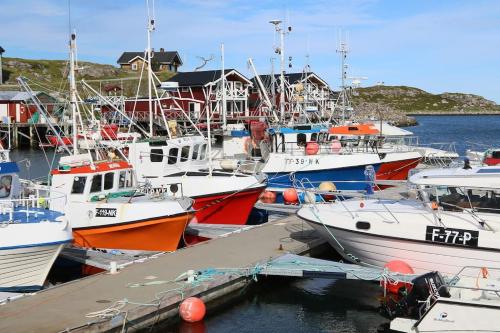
[{"x1": 0, "y1": 216, "x2": 325, "y2": 333}]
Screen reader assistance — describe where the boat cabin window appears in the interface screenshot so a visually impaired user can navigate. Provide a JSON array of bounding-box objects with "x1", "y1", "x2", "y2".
[
  {"x1": 310, "y1": 133, "x2": 318, "y2": 142},
  {"x1": 150, "y1": 149, "x2": 164, "y2": 163},
  {"x1": 71, "y1": 176, "x2": 87, "y2": 194},
  {"x1": 199, "y1": 144, "x2": 207, "y2": 160},
  {"x1": 90, "y1": 174, "x2": 102, "y2": 193},
  {"x1": 104, "y1": 172, "x2": 114, "y2": 190},
  {"x1": 0, "y1": 175, "x2": 12, "y2": 198},
  {"x1": 168, "y1": 148, "x2": 179, "y2": 165},
  {"x1": 192, "y1": 144, "x2": 200, "y2": 160},
  {"x1": 297, "y1": 133, "x2": 307, "y2": 146},
  {"x1": 180, "y1": 146, "x2": 191, "y2": 162},
  {"x1": 118, "y1": 170, "x2": 133, "y2": 189},
  {"x1": 492, "y1": 151, "x2": 500, "y2": 159}
]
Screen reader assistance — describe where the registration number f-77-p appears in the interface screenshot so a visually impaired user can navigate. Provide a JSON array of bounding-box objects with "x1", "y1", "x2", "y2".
[{"x1": 425, "y1": 226, "x2": 479, "y2": 247}]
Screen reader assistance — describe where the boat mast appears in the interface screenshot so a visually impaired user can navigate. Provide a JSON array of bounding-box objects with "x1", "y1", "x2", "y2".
[
  {"x1": 146, "y1": 0, "x2": 155, "y2": 137},
  {"x1": 221, "y1": 43, "x2": 226, "y2": 130},
  {"x1": 69, "y1": 32, "x2": 78, "y2": 155},
  {"x1": 336, "y1": 38, "x2": 348, "y2": 123},
  {"x1": 270, "y1": 20, "x2": 289, "y2": 123}
]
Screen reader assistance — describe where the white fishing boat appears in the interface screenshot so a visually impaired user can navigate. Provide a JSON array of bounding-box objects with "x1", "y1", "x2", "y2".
[
  {"x1": 297, "y1": 165, "x2": 500, "y2": 277},
  {"x1": 0, "y1": 161, "x2": 72, "y2": 292},
  {"x1": 389, "y1": 268, "x2": 500, "y2": 333}
]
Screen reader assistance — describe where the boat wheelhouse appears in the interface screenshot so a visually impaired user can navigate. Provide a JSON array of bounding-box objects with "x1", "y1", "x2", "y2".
[
  {"x1": 126, "y1": 135, "x2": 267, "y2": 225},
  {"x1": 49, "y1": 154, "x2": 194, "y2": 251},
  {"x1": 0, "y1": 161, "x2": 72, "y2": 292}
]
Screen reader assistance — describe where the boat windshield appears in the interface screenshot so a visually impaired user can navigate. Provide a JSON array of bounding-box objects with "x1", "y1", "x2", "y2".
[
  {"x1": 0, "y1": 175, "x2": 12, "y2": 198},
  {"x1": 425, "y1": 186, "x2": 500, "y2": 213}
]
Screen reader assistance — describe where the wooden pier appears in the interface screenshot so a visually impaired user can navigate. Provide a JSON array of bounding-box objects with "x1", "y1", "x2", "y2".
[
  {"x1": 0, "y1": 215, "x2": 327, "y2": 333},
  {"x1": 0, "y1": 123, "x2": 61, "y2": 148}
]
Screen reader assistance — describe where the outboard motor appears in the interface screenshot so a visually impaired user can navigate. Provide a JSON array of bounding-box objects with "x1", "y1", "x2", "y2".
[{"x1": 381, "y1": 271, "x2": 451, "y2": 320}]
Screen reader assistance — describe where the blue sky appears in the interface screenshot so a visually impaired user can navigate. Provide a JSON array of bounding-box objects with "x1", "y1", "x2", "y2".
[{"x1": 1, "y1": 0, "x2": 499, "y2": 102}]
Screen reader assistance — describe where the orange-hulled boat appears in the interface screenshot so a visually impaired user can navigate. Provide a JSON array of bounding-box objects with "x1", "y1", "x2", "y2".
[{"x1": 49, "y1": 154, "x2": 195, "y2": 251}]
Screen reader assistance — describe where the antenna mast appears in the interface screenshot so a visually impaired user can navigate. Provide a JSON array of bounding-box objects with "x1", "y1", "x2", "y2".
[
  {"x1": 146, "y1": 0, "x2": 155, "y2": 137},
  {"x1": 270, "y1": 20, "x2": 291, "y2": 122},
  {"x1": 69, "y1": 32, "x2": 78, "y2": 155},
  {"x1": 336, "y1": 36, "x2": 349, "y2": 122}
]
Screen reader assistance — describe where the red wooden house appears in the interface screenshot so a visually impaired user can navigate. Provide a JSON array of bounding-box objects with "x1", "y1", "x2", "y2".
[
  {"x1": 0, "y1": 91, "x2": 58, "y2": 124},
  {"x1": 121, "y1": 69, "x2": 253, "y2": 123}
]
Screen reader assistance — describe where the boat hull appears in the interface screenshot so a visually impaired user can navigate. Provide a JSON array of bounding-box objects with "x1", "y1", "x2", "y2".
[
  {"x1": 0, "y1": 243, "x2": 66, "y2": 292},
  {"x1": 191, "y1": 186, "x2": 266, "y2": 225},
  {"x1": 304, "y1": 219, "x2": 500, "y2": 278},
  {"x1": 376, "y1": 157, "x2": 421, "y2": 181},
  {"x1": 46, "y1": 135, "x2": 72, "y2": 147},
  {"x1": 266, "y1": 164, "x2": 381, "y2": 191},
  {"x1": 72, "y1": 213, "x2": 194, "y2": 251}
]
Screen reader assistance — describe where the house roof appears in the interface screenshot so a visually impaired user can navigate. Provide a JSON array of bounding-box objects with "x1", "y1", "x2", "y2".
[
  {"x1": 167, "y1": 69, "x2": 252, "y2": 87},
  {"x1": 251, "y1": 72, "x2": 329, "y2": 88},
  {"x1": 0, "y1": 46, "x2": 4, "y2": 54},
  {"x1": 0, "y1": 91, "x2": 51, "y2": 102},
  {"x1": 117, "y1": 51, "x2": 182, "y2": 65}
]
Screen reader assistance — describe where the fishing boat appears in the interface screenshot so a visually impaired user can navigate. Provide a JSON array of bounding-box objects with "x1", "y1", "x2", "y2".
[
  {"x1": 49, "y1": 153, "x2": 194, "y2": 251},
  {"x1": 297, "y1": 165, "x2": 500, "y2": 277},
  {"x1": 0, "y1": 161, "x2": 73, "y2": 292}
]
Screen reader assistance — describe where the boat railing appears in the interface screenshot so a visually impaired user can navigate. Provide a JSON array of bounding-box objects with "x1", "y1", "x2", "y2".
[{"x1": 0, "y1": 190, "x2": 67, "y2": 223}]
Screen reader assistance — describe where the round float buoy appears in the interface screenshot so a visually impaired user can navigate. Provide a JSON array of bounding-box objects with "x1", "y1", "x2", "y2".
[
  {"x1": 305, "y1": 142, "x2": 320, "y2": 155},
  {"x1": 179, "y1": 297, "x2": 206, "y2": 322},
  {"x1": 303, "y1": 191, "x2": 317, "y2": 203},
  {"x1": 319, "y1": 181, "x2": 336, "y2": 201},
  {"x1": 283, "y1": 188, "x2": 299, "y2": 205},
  {"x1": 381, "y1": 260, "x2": 415, "y2": 294},
  {"x1": 331, "y1": 140, "x2": 342, "y2": 154},
  {"x1": 260, "y1": 190, "x2": 277, "y2": 204}
]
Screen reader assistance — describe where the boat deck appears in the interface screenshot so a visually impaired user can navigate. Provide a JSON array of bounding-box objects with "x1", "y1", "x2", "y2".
[{"x1": 0, "y1": 215, "x2": 326, "y2": 333}]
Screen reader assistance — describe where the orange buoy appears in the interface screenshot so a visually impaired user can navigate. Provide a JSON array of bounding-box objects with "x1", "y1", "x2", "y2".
[
  {"x1": 331, "y1": 140, "x2": 342, "y2": 154},
  {"x1": 283, "y1": 188, "x2": 299, "y2": 204},
  {"x1": 305, "y1": 142, "x2": 320, "y2": 155},
  {"x1": 381, "y1": 260, "x2": 415, "y2": 294},
  {"x1": 319, "y1": 181, "x2": 336, "y2": 201},
  {"x1": 260, "y1": 190, "x2": 277, "y2": 204},
  {"x1": 179, "y1": 297, "x2": 206, "y2": 322}
]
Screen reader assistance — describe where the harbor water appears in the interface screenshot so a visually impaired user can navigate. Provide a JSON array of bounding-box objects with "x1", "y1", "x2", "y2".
[{"x1": 8, "y1": 115, "x2": 500, "y2": 333}]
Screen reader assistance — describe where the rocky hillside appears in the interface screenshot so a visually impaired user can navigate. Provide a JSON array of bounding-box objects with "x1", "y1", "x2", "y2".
[
  {"x1": 0, "y1": 57, "x2": 174, "y2": 96},
  {"x1": 352, "y1": 85, "x2": 500, "y2": 114}
]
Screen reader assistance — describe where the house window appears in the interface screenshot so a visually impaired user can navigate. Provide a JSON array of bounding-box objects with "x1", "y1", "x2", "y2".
[
  {"x1": 104, "y1": 172, "x2": 114, "y2": 190},
  {"x1": 234, "y1": 82, "x2": 243, "y2": 89},
  {"x1": 168, "y1": 148, "x2": 179, "y2": 164},
  {"x1": 180, "y1": 146, "x2": 191, "y2": 162},
  {"x1": 131, "y1": 63, "x2": 138, "y2": 70},
  {"x1": 150, "y1": 148, "x2": 164, "y2": 162},
  {"x1": 71, "y1": 176, "x2": 87, "y2": 194},
  {"x1": 189, "y1": 102, "x2": 195, "y2": 113},
  {"x1": 90, "y1": 174, "x2": 102, "y2": 193},
  {"x1": 181, "y1": 87, "x2": 189, "y2": 93}
]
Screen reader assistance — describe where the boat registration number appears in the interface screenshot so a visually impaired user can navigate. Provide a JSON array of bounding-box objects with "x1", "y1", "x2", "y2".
[
  {"x1": 425, "y1": 226, "x2": 478, "y2": 247},
  {"x1": 285, "y1": 158, "x2": 319, "y2": 165},
  {"x1": 95, "y1": 208, "x2": 117, "y2": 218}
]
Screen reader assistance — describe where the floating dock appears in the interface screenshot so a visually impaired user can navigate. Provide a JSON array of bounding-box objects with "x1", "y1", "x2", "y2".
[{"x1": 0, "y1": 215, "x2": 327, "y2": 333}]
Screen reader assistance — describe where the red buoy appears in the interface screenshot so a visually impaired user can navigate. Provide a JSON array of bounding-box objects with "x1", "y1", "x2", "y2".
[
  {"x1": 381, "y1": 260, "x2": 414, "y2": 294},
  {"x1": 305, "y1": 142, "x2": 320, "y2": 155},
  {"x1": 179, "y1": 297, "x2": 206, "y2": 322},
  {"x1": 283, "y1": 188, "x2": 298, "y2": 204},
  {"x1": 260, "y1": 191, "x2": 277, "y2": 204}
]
